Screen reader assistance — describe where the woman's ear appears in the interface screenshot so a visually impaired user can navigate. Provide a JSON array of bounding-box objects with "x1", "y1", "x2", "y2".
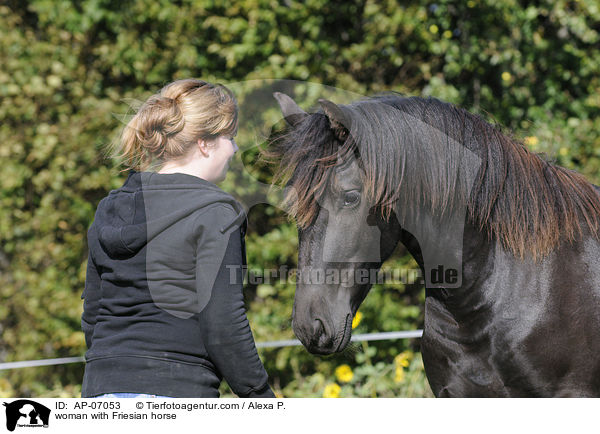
[{"x1": 197, "y1": 138, "x2": 211, "y2": 157}]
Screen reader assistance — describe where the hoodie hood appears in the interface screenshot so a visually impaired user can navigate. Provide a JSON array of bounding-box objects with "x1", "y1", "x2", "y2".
[{"x1": 95, "y1": 171, "x2": 245, "y2": 258}]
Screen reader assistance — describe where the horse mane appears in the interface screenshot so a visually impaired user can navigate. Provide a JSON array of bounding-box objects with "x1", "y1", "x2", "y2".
[{"x1": 266, "y1": 95, "x2": 600, "y2": 259}]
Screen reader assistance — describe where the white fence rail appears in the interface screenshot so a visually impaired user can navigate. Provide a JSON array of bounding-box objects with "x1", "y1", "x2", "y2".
[{"x1": 0, "y1": 329, "x2": 423, "y2": 370}]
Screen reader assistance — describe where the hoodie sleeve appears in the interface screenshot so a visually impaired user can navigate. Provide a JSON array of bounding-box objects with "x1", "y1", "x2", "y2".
[
  {"x1": 195, "y1": 204, "x2": 275, "y2": 398},
  {"x1": 81, "y1": 226, "x2": 102, "y2": 349}
]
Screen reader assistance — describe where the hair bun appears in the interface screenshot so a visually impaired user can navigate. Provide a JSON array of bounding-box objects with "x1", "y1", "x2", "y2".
[
  {"x1": 138, "y1": 95, "x2": 186, "y2": 157},
  {"x1": 114, "y1": 78, "x2": 237, "y2": 172}
]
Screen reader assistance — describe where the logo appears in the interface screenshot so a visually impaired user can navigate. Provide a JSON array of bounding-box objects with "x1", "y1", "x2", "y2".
[{"x1": 3, "y1": 400, "x2": 50, "y2": 431}]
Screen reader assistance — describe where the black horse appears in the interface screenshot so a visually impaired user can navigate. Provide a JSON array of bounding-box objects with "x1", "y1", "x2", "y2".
[{"x1": 267, "y1": 92, "x2": 600, "y2": 397}]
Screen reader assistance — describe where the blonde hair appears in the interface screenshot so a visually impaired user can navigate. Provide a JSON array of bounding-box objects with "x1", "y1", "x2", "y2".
[{"x1": 110, "y1": 79, "x2": 238, "y2": 172}]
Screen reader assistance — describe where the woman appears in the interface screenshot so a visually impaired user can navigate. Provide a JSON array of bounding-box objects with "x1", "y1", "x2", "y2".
[{"x1": 81, "y1": 79, "x2": 275, "y2": 398}]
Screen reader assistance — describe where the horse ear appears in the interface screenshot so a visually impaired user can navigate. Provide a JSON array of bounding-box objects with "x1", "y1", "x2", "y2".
[
  {"x1": 318, "y1": 98, "x2": 350, "y2": 141},
  {"x1": 273, "y1": 92, "x2": 307, "y2": 127}
]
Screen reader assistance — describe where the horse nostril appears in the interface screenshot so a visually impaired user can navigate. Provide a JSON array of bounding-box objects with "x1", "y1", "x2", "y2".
[
  {"x1": 313, "y1": 318, "x2": 324, "y2": 336},
  {"x1": 313, "y1": 318, "x2": 333, "y2": 347}
]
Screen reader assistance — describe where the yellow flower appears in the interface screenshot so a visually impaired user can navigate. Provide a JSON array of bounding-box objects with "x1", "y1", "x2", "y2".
[
  {"x1": 559, "y1": 147, "x2": 569, "y2": 156},
  {"x1": 0, "y1": 377, "x2": 14, "y2": 396},
  {"x1": 524, "y1": 136, "x2": 539, "y2": 147},
  {"x1": 394, "y1": 366, "x2": 405, "y2": 383},
  {"x1": 335, "y1": 364, "x2": 354, "y2": 383},
  {"x1": 394, "y1": 351, "x2": 413, "y2": 368},
  {"x1": 351, "y1": 311, "x2": 363, "y2": 329},
  {"x1": 323, "y1": 383, "x2": 341, "y2": 398},
  {"x1": 501, "y1": 71, "x2": 512, "y2": 82},
  {"x1": 443, "y1": 30, "x2": 453, "y2": 39},
  {"x1": 467, "y1": 0, "x2": 476, "y2": 7},
  {"x1": 429, "y1": 24, "x2": 439, "y2": 34}
]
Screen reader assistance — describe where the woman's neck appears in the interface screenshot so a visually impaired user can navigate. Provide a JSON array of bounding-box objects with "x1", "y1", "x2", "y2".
[{"x1": 158, "y1": 159, "x2": 214, "y2": 182}]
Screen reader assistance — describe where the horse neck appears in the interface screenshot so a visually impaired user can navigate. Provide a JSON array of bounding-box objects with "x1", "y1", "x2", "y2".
[{"x1": 397, "y1": 207, "x2": 495, "y2": 314}]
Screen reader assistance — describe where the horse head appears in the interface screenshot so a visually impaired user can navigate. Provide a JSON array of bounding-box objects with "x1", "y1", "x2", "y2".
[{"x1": 272, "y1": 93, "x2": 402, "y2": 354}]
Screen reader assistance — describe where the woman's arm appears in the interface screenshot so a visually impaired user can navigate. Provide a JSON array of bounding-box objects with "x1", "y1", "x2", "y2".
[
  {"x1": 81, "y1": 226, "x2": 102, "y2": 349},
  {"x1": 195, "y1": 205, "x2": 275, "y2": 398}
]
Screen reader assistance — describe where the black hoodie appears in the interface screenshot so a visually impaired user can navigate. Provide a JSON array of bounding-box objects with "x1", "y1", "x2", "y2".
[{"x1": 81, "y1": 171, "x2": 274, "y2": 398}]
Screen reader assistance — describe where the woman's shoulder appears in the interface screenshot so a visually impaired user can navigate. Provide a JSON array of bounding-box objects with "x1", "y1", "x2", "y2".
[{"x1": 193, "y1": 202, "x2": 247, "y2": 236}]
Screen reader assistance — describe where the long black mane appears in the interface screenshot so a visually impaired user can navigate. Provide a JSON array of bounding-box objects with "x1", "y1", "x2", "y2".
[{"x1": 267, "y1": 95, "x2": 600, "y2": 259}]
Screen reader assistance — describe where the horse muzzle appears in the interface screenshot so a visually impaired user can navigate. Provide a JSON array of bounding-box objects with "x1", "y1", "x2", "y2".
[{"x1": 292, "y1": 312, "x2": 353, "y2": 355}]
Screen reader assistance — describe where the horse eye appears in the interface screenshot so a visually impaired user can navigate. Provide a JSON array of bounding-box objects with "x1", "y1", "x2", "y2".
[{"x1": 343, "y1": 191, "x2": 360, "y2": 206}]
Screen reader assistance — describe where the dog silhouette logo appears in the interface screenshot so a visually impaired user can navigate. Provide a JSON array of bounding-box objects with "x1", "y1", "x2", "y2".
[{"x1": 3, "y1": 400, "x2": 50, "y2": 431}]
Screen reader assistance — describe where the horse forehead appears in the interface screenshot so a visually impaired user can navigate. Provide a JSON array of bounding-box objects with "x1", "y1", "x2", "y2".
[{"x1": 330, "y1": 159, "x2": 362, "y2": 190}]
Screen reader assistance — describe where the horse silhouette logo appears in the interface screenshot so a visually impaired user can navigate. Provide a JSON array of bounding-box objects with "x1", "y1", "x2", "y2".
[{"x1": 3, "y1": 400, "x2": 50, "y2": 431}]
